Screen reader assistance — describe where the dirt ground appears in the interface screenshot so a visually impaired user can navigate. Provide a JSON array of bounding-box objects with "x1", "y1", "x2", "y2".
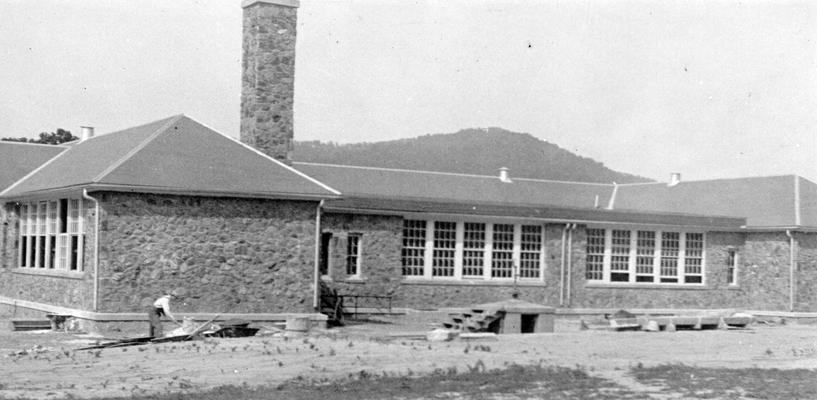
[{"x1": 2, "y1": 313, "x2": 817, "y2": 399}]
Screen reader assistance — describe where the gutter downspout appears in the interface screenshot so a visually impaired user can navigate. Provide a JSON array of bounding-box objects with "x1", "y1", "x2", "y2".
[
  {"x1": 82, "y1": 189, "x2": 100, "y2": 312},
  {"x1": 566, "y1": 223, "x2": 576, "y2": 306},
  {"x1": 786, "y1": 229, "x2": 796, "y2": 312},
  {"x1": 559, "y1": 225, "x2": 568, "y2": 306},
  {"x1": 313, "y1": 200, "x2": 324, "y2": 310}
]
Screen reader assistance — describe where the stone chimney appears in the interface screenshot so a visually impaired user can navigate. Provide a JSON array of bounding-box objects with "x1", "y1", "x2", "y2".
[{"x1": 240, "y1": 0, "x2": 299, "y2": 163}]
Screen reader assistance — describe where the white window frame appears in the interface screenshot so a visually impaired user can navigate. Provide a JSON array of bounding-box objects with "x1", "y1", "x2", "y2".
[
  {"x1": 726, "y1": 248, "x2": 738, "y2": 286},
  {"x1": 586, "y1": 227, "x2": 706, "y2": 286},
  {"x1": 400, "y1": 217, "x2": 546, "y2": 282},
  {"x1": 345, "y1": 233, "x2": 362, "y2": 278},
  {"x1": 17, "y1": 197, "x2": 87, "y2": 274}
]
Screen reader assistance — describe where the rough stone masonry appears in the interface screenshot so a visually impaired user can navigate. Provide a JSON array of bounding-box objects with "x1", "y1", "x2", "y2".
[{"x1": 241, "y1": 0, "x2": 299, "y2": 163}]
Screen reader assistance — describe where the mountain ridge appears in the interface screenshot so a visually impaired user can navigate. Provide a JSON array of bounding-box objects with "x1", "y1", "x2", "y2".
[{"x1": 292, "y1": 127, "x2": 652, "y2": 184}]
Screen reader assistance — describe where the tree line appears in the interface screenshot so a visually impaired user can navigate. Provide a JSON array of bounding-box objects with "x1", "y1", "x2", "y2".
[{"x1": 2, "y1": 129, "x2": 77, "y2": 145}]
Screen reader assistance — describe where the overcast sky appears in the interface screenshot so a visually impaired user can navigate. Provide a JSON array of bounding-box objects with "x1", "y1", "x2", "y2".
[{"x1": 1, "y1": 0, "x2": 815, "y2": 183}]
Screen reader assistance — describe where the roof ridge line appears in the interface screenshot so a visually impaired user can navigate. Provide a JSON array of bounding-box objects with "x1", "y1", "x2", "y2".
[
  {"x1": 193, "y1": 119, "x2": 341, "y2": 196},
  {"x1": 0, "y1": 145, "x2": 68, "y2": 197},
  {"x1": 91, "y1": 114, "x2": 185, "y2": 183},
  {"x1": 293, "y1": 162, "x2": 494, "y2": 179},
  {"x1": 618, "y1": 174, "x2": 807, "y2": 186},
  {"x1": 294, "y1": 161, "x2": 615, "y2": 185},
  {"x1": 511, "y1": 177, "x2": 614, "y2": 186}
]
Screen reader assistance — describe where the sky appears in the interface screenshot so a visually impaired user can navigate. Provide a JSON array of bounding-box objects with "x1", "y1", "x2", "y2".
[{"x1": 1, "y1": 0, "x2": 815, "y2": 183}]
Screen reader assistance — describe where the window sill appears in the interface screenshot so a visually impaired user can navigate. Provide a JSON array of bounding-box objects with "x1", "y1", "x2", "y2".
[
  {"x1": 401, "y1": 278, "x2": 546, "y2": 287},
  {"x1": 585, "y1": 282, "x2": 709, "y2": 290},
  {"x1": 341, "y1": 277, "x2": 366, "y2": 284},
  {"x1": 13, "y1": 268, "x2": 85, "y2": 280}
]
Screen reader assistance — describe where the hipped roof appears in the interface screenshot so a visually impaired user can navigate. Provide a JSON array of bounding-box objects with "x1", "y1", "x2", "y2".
[
  {"x1": 294, "y1": 162, "x2": 614, "y2": 209},
  {"x1": 0, "y1": 141, "x2": 67, "y2": 192},
  {"x1": 294, "y1": 162, "x2": 745, "y2": 229},
  {"x1": 612, "y1": 175, "x2": 817, "y2": 229},
  {"x1": 1, "y1": 115, "x2": 339, "y2": 200}
]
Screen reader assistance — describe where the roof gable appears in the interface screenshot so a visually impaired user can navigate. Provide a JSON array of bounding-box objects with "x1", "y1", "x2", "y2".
[
  {"x1": 0, "y1": 142, "x2": 67, "y2": 191},
  {"x1": 2, "y1": 115, "x2": 338, "y2": 199}
]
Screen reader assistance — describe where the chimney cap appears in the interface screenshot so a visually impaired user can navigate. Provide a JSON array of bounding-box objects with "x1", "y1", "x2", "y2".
[
  {"x1": 668, "y1": 172, "x2": 682, "y2": 187},
  {"x1": 242, "y1": 0, "x2": 299, "y2": 8},
  {"x1": 80, "y1": 126, "x2": 95, "y2": 141},
  {"x1": 498, "y1": 167, "x2": 512, "y2": 183}
]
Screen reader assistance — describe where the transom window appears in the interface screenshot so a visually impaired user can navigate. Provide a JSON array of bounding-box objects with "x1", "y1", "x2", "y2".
[
  {"x1": 400, "y1": 219, "x2": 545, "y2": 281},
  {"x1": 585, "y1": 228, "x2": 706, "y2": 285},
  {"x1": 18, "y1": 198, "x2": 88, "y2": 272}
]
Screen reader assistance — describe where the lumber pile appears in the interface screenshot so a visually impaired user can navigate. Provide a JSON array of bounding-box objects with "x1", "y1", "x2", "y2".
[{"x1": 581, "y1": 311, "x2": 755, "y2": 332}]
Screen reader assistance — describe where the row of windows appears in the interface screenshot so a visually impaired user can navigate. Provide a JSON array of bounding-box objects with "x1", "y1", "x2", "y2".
[
  {"x1": 18, "y1": 198, "x2": 89, "y2": 272},
  {"x1": 401, "y1": 219, "x2": 544, "y2": 280},
  {"x1": 586, "y1": 228, "x2": 705, "y2": 284}
]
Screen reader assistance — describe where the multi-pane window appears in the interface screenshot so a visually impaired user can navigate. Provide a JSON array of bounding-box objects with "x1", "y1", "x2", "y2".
[
  {"x1": 660, "y1": 232, "x2": 680, "y2": 283},
  {"x1": 401, "y1": 220, "x2": 426, "y2": 276},
  {"x1": 586, "y1": 228, "x2": 705, "y2": 285},
  {"x1": 432, "y1": 221, "x2": 457, "y2": 277},
  {"x1": 684, "y1": 233, "x2": 703, "y2": 283},
  {"x1": 346, "y1": 233, "x2": 361, "y2": 276},
  {"x1": 726, "y1": 249, "x2": 738, "y2": 285},
  {"x1": 635, "y1": 231, "x2": 655, "y2": 282},
  {"x1": 585, "y1": 229, "x2": 605, "y2": 280},
  {"x1": 18, "y1": 198, "x2": 87, "y2": 272},
  {"x1": 610, "y1": 230, "x2": 631, "y2": 282},
  {"x1": 399, "y1": 220, "x2": 546, "y2": 281},
  {"x1": 462, "y1": 223, "x2": 485, "y2": 278},
  {"x1": 519, "y1": 225, "x2": 542, "y2": 278},
  {"x1": 19, "y1": 204, "x2": 28, "y2": 267},
  {"x1": 491, "y1": 224, "x2": 515, "y2": 278}
]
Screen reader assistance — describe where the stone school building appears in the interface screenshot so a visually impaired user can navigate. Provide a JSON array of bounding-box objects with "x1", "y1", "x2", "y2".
[{"x1": 2, "y1": 0, "x2": 817, "y2": 327}]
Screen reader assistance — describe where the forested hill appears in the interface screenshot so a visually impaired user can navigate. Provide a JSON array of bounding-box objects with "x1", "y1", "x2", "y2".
[{"x1": 292, "y1": 127, "x2": 651, "y2": 184}]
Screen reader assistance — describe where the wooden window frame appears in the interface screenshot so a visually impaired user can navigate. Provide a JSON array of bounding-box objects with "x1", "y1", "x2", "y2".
[
  {"x1": 400, "y1": 218, "x2": 546, "y2": 282},
  {"x1": 586, "y1": 227, "x2": 706, "y2": 286},
  {"x1": 17, "y1": 197, "x2": 87, "y2": 274}
]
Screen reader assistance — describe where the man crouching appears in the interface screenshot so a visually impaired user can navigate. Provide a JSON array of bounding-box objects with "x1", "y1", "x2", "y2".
[{"x1": 148, "y1": 290, "x2": 181, "y2": 337}]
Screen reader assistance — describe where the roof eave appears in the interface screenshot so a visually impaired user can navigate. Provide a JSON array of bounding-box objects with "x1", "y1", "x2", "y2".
[
  {"x1": 321, "y1": 196, "x2": 746, "y2": 230},
  {"x1": 2, "y1": 183, "x2": 340, "y2": 202},
  {"x1": 740, "y1": 225, "x2": 817, "y2": 233}
]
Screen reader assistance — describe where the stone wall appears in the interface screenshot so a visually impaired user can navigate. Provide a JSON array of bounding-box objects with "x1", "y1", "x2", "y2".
[
  {"x1": 317, "y1": 214, "x2": 808, "y2": 312},
  {"x1": 795, "y1": 232, "x2": 817, "y2": 311},
  {"x1": 241, "y1": 1, "x2": 297, "y2": 162},
  {"x1": 321, "y1": 213, "x2": 403, "y2": 298},
  {"x1": 96, "y1": 192, "x2": 318, "y2": 314},
  {"x1": 0, "y1": 200, "x2": 97, "y2": 311}
]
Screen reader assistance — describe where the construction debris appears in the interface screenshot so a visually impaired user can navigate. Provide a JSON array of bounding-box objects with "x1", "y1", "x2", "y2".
[
  {"x1": 74, "y1": 315, "x2": 265, "y2": 351},
  {"x1": 426, "y1": 328, "x2": 457, "y2": 342},
  {"x1": 581, "y1": 311, "x2": 755, "y2": 332}
]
